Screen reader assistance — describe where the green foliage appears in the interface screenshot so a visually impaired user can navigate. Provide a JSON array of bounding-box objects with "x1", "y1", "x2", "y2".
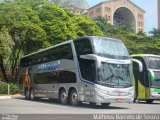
[
  {"x1": 0, "y1": 83, "x2": 19, "y2": 95},
  {"x1": 149, "y1": 28, "x2": 160, "y2": 38},
  {"x1": 0, "y1": 0, "x2": 104, "y2": 82},
  {"x1": 94, "y1": 16, "x2": 108, "y2": 33},
  {"x1": 37, "y1": 3, "x2": 77, "y2": 46},
  {"x1": 70, "y1": 15, "x2": 104, "y2": 37},
  {"x1": 0, "y1": 1, "x2": 103, "y2": 54},
  {"x1": 114, "y1": 22, "x2": 133, "y2": 32},
  {"x1": 0, "y1": 30, "x2": 13, "y2": 57}
]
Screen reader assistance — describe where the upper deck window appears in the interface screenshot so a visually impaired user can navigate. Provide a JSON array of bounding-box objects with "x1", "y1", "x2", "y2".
[{"x1": 92, "y1": 37, "x2": 129, "y2": 60}]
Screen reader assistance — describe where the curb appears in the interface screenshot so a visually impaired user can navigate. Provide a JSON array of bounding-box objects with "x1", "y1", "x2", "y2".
[
  {"x1": 0, "y1": 94, "x2": 22, "y2": 99},
  {"x1": 0, "y1": 96, "x2": 11, "y2": 99}
]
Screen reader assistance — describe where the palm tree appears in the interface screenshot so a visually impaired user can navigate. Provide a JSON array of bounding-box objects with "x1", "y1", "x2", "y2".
[
  {"x1": 149, "y1": 28, "x2": 160, "y2": 38},
  {"x1": 94, "y1": 16, "x2": 108, "y2": 33},
  {"x1": 114, "y1": 21, "x2": 133, "y2": 32}
]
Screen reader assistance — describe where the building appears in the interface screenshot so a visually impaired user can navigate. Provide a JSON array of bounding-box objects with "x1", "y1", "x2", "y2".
[
  {"x1": 158, "y1": 0, "x2": 160, "y2": 29},
  {"x1": 86, "y1": 0, "x2": 145, "y2": 33},
  {"x1": 69, "y1": 6, "x2": 88, "y2": 15}
]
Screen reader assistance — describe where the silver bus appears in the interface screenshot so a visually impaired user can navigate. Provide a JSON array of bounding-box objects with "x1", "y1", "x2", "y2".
[{"x1": 19, "y1": 36, "x2": 134, "y2": 106}]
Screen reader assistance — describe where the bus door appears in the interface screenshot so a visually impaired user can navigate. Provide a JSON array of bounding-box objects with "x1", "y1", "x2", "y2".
[
  {"x1": 133, "y1": 61, "x2": 139, "y2": 99},
  {"x1": 80, "y1": 59, "x2": 96, "y2": 101},
  {"x1": 74, "y1": 38, "x2": 96, "y2": 101},
  {"x1": 133, "y1": 57, "x2": 150, "y2": 100}
]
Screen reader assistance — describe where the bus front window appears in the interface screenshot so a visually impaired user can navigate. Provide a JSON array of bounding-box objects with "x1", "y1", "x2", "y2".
[
  {"x1": 93, "y1": 37, "x2": 129, "y2": 60},
  {"x1": 146, "y1": 56, "x2": 160, "y2": 88},
  {"x1": 150, "y1": 71, "x2": 160, "y2": 88},
  {"x1": 92, "y1": 37, "x2": 132, "y2": 88},
  {"x1": 146, "y1": 57, "x2": 160, "y2": 69},
  {"x1": 98, "y1": 62, "x2": 132, "y2": 88}
]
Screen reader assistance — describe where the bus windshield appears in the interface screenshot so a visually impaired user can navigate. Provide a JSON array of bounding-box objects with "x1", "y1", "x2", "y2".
[
  {"x1": 92, "y1": 37, "x2": 129, "y2": 60},
  {"x1": 150, "y1": 71, "x2": 160, "y2": 88},
  {"x1": 97, "y1": 62, "x2": 132, "y2": 88},
  {"x1": 146, "y1": 57, "x2": 160, "y2": 69}
]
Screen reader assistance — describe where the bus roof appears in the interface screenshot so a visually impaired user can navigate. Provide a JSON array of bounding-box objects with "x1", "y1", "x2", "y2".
[
  {"x1": 21, "y1": 36, "x2": 122, "y2": 59},
  {"x1": 21, "y1": 39, "x2": 73, "y2": 59}
]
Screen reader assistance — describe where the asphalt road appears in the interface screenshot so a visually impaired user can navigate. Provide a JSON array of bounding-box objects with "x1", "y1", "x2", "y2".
[{"x1": 0, "y1": 96, "x2": 160, "y2": 120}]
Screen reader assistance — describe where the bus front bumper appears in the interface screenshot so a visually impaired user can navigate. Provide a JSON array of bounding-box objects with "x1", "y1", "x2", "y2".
[
  {"x1": 94, "y1": 87, "x2": 134, "y2": 103},
  {"x1": 150, "y1": 92, "x2": 160, "y2": 99},
  {"x1": 95, "y1": 94, "x2": 134, "y2": 103}
]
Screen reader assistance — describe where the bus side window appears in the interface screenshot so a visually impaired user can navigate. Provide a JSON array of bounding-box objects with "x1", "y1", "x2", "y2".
[{"x1": 74, "y1": 38, "x2": 96, "y2": 83}]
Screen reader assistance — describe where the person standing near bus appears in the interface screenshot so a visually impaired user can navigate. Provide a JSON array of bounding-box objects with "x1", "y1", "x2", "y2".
[{"x1": 23, "y1": 68, "x2": 30, "y2": 91}]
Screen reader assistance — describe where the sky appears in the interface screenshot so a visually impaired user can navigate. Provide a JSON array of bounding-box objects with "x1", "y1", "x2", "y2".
[{"x1": 87, "y1": 0, "x2": 158, "y2": 34}]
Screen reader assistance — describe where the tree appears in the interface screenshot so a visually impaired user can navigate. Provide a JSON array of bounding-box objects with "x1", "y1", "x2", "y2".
[
  {"x1": 37, "y1": 3, "x2": 77, "y2": 46},
  {"x1": 70, "y1": 15, "x2": 104, "y2": 37},
  {"x1": 0, "y1": 1, "x2": 47, "y2": 80},
  {"x1": 137, "y1": 31, "x2": 146, "y2": 36},
  {"x1": 0, "y1": 1, "x2": 104, "y2": 82},
  {"x1": 0, "y1": 29, "x2": 14, "y2": 82},
  {"x1": 114, "y1": 22, "x2": 133, "y2": 32},
  {"x1": 149, "y1": 28, "x2": 160, "y2": 38},
  {"x1": 94, "y1": 16, "x2": 108, "y2": 33}
]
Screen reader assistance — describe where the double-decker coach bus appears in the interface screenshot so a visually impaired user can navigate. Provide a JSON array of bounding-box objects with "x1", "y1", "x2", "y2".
[
  {"x1": 19, "y1": 36, "x2": 134, "y2": 106},
  {"x1": 131, "y1": 54, "x2": 160, "y2": 103}
]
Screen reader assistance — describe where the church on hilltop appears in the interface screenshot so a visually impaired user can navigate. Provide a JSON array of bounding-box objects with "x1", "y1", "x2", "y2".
[{"x1": 86, "y1": 0, "x2": 145, "y2": 33}]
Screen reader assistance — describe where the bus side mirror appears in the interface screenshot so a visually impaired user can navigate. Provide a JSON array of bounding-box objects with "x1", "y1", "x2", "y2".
[
  {"x1": 80, "y1": 54, "x2": 101, "y2": 68},
  {"x1": 131, "y1": 58, "x2": 143, "y2": 72}
]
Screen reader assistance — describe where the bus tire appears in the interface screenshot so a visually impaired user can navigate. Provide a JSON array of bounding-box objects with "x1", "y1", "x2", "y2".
[
  {"x1": 59, "y1": 89, "x2": 68, "y2": 105},
  {"x1": 101, "y1": 103, "x2": 111, "y2": 107},
  {"x1": 69, "y1": 89, "x2": 79, "y2": 106},
  {"x1": 146, "y1": 99, "x2": 154, "y2": 104},
  {"x1": 24, "y1": 88, "x2": 30, "y2": 100}
]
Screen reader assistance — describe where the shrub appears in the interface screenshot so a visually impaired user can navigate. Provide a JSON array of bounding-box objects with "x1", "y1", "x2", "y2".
[{"x1": 0, "y1": 83, "x2": 19, "y2": 95}]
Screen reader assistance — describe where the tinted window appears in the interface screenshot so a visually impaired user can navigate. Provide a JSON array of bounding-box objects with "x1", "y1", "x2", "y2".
[
  {"x1": 20, "y1": 43, "x2": 73, "y2": 67},
  {"x1": 74, "y1": 38, "x2": 96, "y2": 82},
  {"x1": 74, "y1": 38, "x2": 93, "y2": 56},
  {"x1": 33, "y1": 70, "x2": 76, "y2": 84}
]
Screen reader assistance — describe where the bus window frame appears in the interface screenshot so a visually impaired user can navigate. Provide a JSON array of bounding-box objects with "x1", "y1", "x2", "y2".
[{"x1": 73, "y1": 37, "x2": 97, "y2": 83}]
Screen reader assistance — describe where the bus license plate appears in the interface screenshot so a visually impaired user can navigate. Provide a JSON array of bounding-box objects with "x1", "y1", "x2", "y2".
[{"x1": 115, "y1": 98, "x2": 123, "y2": 102}]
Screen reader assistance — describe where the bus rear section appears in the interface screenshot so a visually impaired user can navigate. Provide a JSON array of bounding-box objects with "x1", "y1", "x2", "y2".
[
  {"x1": 19, "y1": 36, "x2": 134, "y2": 106},
  {"x1": 131, "y1": 54, "x2": 160, "y2": 103}
]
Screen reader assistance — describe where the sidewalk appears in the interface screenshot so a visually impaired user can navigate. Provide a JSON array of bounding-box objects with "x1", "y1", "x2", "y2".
[
  {"x1": 0, "y1": 95, "x2": 11, "y2": 99},
  {"x1": 0, "y1": 94, "x2": 22, "y2": 99}
]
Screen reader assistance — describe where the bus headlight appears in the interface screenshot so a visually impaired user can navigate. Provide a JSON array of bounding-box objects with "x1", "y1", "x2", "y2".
[
  {"x1": 128, "y1": 87, "x2": 134, "y2": 95},
  {"x1": 97, "y1": 94, "x2": 105, "y2": 100}
]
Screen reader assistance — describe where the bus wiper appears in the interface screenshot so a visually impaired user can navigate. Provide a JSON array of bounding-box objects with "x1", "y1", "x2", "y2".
[
  {"x1": 106, "y1": 75, "x2": 114, "y2": 81},
  {"x1": 115, "y1": 76, "x2": 124, "y2": 81}
]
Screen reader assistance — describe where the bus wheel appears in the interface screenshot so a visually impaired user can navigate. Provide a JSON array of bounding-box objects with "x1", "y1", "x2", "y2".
[
  {"x1": 59, "y1": 89, "x2": 68, "y2": 105},
  {"x1": 101, "y1": 103, "x2": 111, "y2": 107},
  {"x1": 24, "y1": 88, "x2": 30, "y2": 100},
  {"x1": 146, "y1": 99, "x2": 154, "y2": 104},
  {"x1": 69, "y1": 89, "x2": 79, "y2": 106}
]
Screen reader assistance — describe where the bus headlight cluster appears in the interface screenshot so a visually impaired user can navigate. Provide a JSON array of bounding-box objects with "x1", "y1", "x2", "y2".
[
  {"x1": 97, "y1": 94, "x2": 105, "y2": 100},
  {"x1": 128, "y1": 88, "x2": 134, "y2": 95}
]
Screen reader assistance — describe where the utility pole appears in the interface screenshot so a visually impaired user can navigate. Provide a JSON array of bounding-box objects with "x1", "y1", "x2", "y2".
[{"x1": 158, "y1": 0, "x2": 160, "y2": 29}]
